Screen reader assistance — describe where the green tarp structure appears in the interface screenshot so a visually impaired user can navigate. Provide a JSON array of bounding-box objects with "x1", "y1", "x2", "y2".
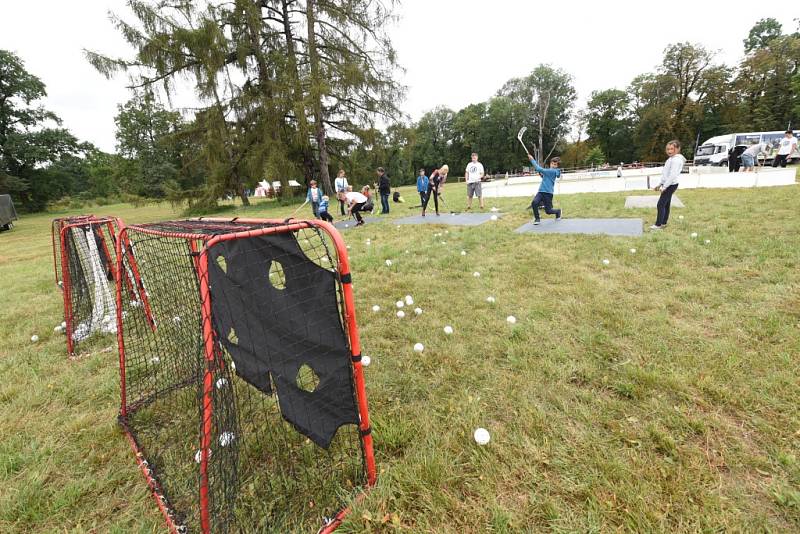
[{"x1": 0, "y1": 194, "x2": 18, "y2": 230}]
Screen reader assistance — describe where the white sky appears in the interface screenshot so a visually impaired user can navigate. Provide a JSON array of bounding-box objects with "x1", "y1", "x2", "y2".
[{"x1": 0, "y1": 1, "x2": 796, "y2": 153}]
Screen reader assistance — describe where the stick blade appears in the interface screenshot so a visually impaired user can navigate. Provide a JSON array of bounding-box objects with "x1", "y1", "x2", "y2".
[{"x1": 517, "y1": 126, "x2": 527, "y2": 141}]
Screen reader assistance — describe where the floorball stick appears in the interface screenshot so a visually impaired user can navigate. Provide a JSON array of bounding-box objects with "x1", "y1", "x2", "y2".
[
  {"x1": 290, "y1": 199, "x2": 309, "y2": 217},
  {"x1": 517, "y1": 126, "x2": 531, "y2": 154}
]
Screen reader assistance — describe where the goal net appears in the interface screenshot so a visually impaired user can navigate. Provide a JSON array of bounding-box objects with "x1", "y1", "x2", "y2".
[
  {"x1": 57, "y1": 216, "x2": 120, "y2": 356},
  {"x1": 115, "y1": 218, "x2": 375, "y2": 533}
]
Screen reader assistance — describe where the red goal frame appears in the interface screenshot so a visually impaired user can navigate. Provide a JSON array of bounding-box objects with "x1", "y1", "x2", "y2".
[{"x1": 114, "y1": 217, "x2": 376, "y2": 533}]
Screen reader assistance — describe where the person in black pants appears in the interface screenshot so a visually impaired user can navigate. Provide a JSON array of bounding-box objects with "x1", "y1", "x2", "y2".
[
  {"x1": 772, "y1": 130, "x2": 797, "y2": 168},
  {"x1": 652, "y1": 140, "x2": 685, "y2": 229},
  {"x1": 377, "y1": 167, "x2": 390, "y2": 214},
  {"x1": 422, "y1": 164, "x2": 449, "y2": 216}
]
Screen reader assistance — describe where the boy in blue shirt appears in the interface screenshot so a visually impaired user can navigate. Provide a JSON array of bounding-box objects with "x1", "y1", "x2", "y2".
[
  {"x1": 527, "y1": 153, "x2": 562, "y2": 224},
  {"x1": 416, "y1": 168, "x2": 429, "y2": 206},
  {"x1": 318, "y1": 195, "x2": 334, "y2": 222}
]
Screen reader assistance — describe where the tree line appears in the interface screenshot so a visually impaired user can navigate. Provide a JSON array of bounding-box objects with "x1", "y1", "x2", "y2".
[{"x1": 1, "y1": 13, "x2": 798, "y2": 213}]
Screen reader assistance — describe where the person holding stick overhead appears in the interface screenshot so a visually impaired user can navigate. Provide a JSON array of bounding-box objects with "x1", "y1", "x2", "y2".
[
  {"x1": 422, "y1": 164, "x2": 448, "y2": 216},
  {"x1": 526, "y1": 153, "x2": 562, "y2": 225}
]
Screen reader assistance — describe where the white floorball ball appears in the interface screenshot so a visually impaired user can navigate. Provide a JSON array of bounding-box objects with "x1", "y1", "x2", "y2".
[
  {"x1": 218, "y1": 431, "x2": 235, "y2": 447},
  {"x1": 704, "y1": 239, "x2": 711, "y2": 244},
  {"x1": 473, "y1": 272, "x2": 481, "y2": 278},
  {"x1": 372, "y1": 305, "x2": 380, "y2": 312},
  {"x1": 490, "y1": 215, "x2": 498, "y2": 221},
  {"x1": 30, "y1": 335, "x2": 39, "y2": 343},
  {"x1": 486, "y1": 296, "x2": 496, "y2": 303},
  {"x1": 413, "y1": 342, "x2": 424, "y2": 353},
  {"x1": 630, "y1": 248, "x2": 636, "y2": 254},
  {"x1": 679, "y1": 215, "x2": 684, "y2": 220},
  {"x1": 602, "y1": 259, "x2": 610, "y2": 266},
  {"x1": 396, "y1": 310, "x2": 405, "y2": 318},
  {"x1": 362, "y1": 355, "x2": 371, "y2": 367},
  {"x1": 405, "y1": 250, "x2": 410, "y2": 254},
  {"x1": 215, "y1": 378, "x2": 228, "y2": 389},
  {"x1": 405, "y1": 295, "x2": 414, "y2": 305},
  {"x1": 414, "y1": 307, "x2": 423, "y2": 315},
  {"x1": 396, "y1": 300, "x2": 404, "y2": 309},
  {"x1": 444, "y1": 325, "x2": 454, "y2": 335},
  {"x1": 54, "y1": 325, "x2": 62, "y2": 333},
  {"x1": 461, "y1": 250, "x2": 467, "y2": 256},
  {"x1": 506, "y1": 315, "x2": 517, "y2": 325},
  {"x1": 691, "y1": 232, "x2": 698, "y2": 238},
  {"x1": 474, "y1": 428, "x2": 491, "y2": 445},
  {"x1": 385, "y1": 259, "x2": 393, "y2": 267}
]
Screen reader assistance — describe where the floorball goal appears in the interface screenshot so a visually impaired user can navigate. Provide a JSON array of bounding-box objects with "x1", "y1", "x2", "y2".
[
  {"x1": 55, "y1": 216, "x2": 121, "y2": 356},
  {"x1": 114, "y1": 217, "x2": 375, "y2": 533}
]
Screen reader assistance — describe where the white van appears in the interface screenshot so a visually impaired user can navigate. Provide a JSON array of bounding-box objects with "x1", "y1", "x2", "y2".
[{"x1": 694, "y1": 134, "x2": 733, "y2": 166}]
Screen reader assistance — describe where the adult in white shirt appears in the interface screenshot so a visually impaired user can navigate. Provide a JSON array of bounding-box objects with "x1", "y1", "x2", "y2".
[
  {"x1": 772, "y1": 130, "x2": 797, "y2": 168},
  {"x1": 344, "y1": 186, "x2": 368, "y2": 226},
  {"x1": 741, "y1": 142, "x2": 767, "y2": 172},
  {"x1": 651, "y1": 139, "x2": 686, "y2": 230},
  {"x1": 464, "y1": 152, "x2": 485, "y2": 210},
  {"x1": 334, "y1": 169, "x2": 350, "y2": 216}
]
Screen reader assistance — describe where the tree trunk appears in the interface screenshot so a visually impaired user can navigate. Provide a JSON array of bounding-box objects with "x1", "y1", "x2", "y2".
[
  {"x1": 281, "y1": 0, "x2": 315, "y2": 191},
  {"x1": 305, "y1": 0, "x2": 333, "y2": 195}
]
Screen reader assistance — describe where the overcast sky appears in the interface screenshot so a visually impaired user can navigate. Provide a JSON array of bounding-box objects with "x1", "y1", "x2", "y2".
[{"x1": 0, "y1": 1, "x2": 796, "y2": 153}]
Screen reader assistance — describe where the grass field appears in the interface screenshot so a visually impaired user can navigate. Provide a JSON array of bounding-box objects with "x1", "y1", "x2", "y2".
[{"x1": 1, "y1": 178, "x2": 799, "y2": 533}]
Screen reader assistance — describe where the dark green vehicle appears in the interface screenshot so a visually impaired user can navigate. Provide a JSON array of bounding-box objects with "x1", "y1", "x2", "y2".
[{"x1": 0, "y1": 194, "x2": 18, "y2": 231}]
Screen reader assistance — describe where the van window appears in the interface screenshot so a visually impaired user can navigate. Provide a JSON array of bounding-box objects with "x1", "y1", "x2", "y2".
[
  {"x1": 696, "y1": 145, "x2": 715, "y2": 156},
  {"x1": 735, "y1": 134, "x2": 761, "y2": 145}
]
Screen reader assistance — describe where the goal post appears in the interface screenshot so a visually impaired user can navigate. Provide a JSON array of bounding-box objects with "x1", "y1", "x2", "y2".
[{"x1": 114, "y1": 217, "x2": 376, "y2": 533}]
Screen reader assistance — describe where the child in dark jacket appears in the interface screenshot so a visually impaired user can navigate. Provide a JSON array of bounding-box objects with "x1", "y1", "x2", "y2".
[{"x1": 377, "y1": 167, "x2": 390, "y2": 214}]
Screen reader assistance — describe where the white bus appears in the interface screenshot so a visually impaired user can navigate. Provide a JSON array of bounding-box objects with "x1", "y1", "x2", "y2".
[{"x1": 694, "y1": 130, "x2": 800, "y2": 166}]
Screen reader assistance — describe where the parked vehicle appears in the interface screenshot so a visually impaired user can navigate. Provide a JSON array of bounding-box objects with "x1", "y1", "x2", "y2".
[{"x1": 0, "y1": 194, "x2": 18, "y2": 231}]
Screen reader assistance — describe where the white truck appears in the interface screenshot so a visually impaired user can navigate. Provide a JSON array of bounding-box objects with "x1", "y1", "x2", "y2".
[{"x1": 695, "y1": 130, "x2": 800, "y2": 166}]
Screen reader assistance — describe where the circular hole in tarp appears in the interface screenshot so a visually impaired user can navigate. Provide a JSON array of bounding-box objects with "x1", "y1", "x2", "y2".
[
  {"x1": 296, "y1": 364, "x2": 320, "y2": 393},
  {"x1": 268, "y1": 260, "x2": 286, "y2": 290}
]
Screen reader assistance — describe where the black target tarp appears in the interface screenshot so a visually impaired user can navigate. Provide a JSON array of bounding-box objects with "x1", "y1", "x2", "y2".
[{"x1": 207, "y1": 232, "x2": 358, "y2": 449}]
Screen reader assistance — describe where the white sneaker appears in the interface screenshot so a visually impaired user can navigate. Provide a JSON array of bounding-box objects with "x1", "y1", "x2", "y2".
[
  {"x1": 533, "y1": 220, "x2": 541, "y2": 225},
  {"x1": 649, "y1": 224, "x2": 662, "y2": 230}
]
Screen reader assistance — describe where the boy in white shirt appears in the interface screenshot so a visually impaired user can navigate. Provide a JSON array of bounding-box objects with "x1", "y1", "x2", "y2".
[
  {"x1": 772, "y1": 130, "x2": 797, "y2": 168},
  {"x1": 464, "y1": 152, "x2": 485, "y2": 210}
]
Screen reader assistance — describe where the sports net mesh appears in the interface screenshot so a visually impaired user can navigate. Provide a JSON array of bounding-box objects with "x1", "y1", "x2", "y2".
[
  {"x1": 60, "y1": 217, "x2": 119, "y2": 356},
  {"x1": 117, "y1": 219, "x2": 368, "y2": 533},
  {"x1": 52, "y1": 215, "x2": 95, "y2": 289}
]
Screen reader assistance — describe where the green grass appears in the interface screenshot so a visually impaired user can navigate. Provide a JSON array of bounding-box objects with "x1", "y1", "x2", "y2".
[{"x1": 1, "y1": 180, "x2": 799, "y2": 532}]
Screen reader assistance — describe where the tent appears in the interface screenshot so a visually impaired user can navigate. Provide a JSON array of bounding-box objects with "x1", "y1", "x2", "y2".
[{"x1": 0, "y1": 194, "x2": 18, "y2": 231}]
